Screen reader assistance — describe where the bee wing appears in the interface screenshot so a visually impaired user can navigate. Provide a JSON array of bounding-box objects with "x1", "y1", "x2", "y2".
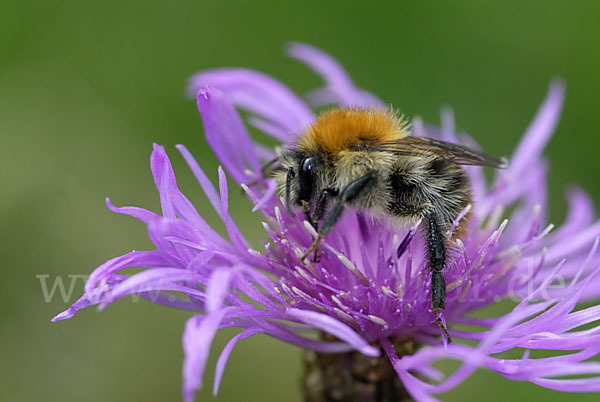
[{"x1": 375, "y1": 136, "x2": 507, "y2": 168}]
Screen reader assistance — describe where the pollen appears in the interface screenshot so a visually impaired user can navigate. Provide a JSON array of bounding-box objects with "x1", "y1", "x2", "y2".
[{"x1": 299, "y1": 107, "x2": 409, "y2": 153}]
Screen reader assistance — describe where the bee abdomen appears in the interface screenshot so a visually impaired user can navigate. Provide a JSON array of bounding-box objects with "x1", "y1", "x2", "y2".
[
  {"x1": 385, "y1": 171, "x2": 431, "y2": 218},
  {"x1": 385, "y1": 159, "x2": 472, "y2": 235}
]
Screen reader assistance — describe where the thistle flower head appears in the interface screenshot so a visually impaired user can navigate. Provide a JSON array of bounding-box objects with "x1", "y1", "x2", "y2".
[{"x1": 55, "y1": 43, "x2": 600, "y2": 401}]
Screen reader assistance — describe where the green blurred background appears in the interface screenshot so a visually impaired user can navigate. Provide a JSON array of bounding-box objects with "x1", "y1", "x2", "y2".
[{"x1": 2, "y1": 1, "x2": 599, "y2": 401}]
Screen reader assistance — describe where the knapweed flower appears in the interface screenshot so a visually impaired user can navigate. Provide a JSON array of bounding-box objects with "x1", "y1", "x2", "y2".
[{"x1": 54, "y1": 43, "x2": 600, "y2": 401}]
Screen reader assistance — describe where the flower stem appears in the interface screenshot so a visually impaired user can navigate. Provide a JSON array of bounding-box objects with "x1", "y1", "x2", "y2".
[{"x1": 303, "y1": 338, "x2": 416, "y2": 402}]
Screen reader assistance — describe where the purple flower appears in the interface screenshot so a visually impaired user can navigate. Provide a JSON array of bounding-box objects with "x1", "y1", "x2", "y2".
[{"x1": 54, "y1": 43, "x2": 600, "y2": 401}]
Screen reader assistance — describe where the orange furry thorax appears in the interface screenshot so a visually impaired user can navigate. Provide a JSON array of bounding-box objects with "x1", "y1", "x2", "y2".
[{"x1": 298, "y1": 107, "x2": 409, "y2": 153}]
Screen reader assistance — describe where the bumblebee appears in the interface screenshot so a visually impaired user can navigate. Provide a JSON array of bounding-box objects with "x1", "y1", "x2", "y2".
[{"x1": 273, "y1": 107, "x2": 506, "y2": 340}]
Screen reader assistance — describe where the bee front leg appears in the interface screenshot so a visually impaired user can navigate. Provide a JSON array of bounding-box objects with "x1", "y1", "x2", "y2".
[
  {"x1": 312, "y1": 188, "x2": 338, "y2": 227},
  {"x1": 425, "y1": 213, "x2": 452, "y2": 343},
  {"x1": 300, "y1": 175, "x2": 374, "y2": 263},
  {"x1": 301, "y1": 200, "x2": 315, "y2": 229},
  {"x1": 302, "y1": 189, "x2": 337, "y2": 262}
]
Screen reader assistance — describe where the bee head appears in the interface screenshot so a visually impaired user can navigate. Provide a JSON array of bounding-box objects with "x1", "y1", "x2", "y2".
[{"x1": 280, "y1": 151, "x2": 321, "y2": 212}]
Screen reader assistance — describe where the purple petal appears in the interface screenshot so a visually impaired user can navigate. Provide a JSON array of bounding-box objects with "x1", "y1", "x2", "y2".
[
  {"x1": 250, "y1": 179, "x2": 277, "y2": 212},
  {"x1": 532, "y1": 377, "x2": 600, "y2": 393},
  {"x1": 541, "y1": 221, "x2": 600, "y2": 264},
  {"x1": 105, "y1": 198, "x2": 159, "y2": 224},
  {"x1": 440, "y1": 108, "x2": 459, "y2": 143},
  {"x1": 247, "y1": 116, "x2": 293, "y2": 140},
  {"x1": 145, "y1": 217, "x2": 228, "y2": 265},
  {"x1": 99, "y1": 268, "x2": 207, "y2": 309},
  {"x1": 286, "y1": 42, "x2": 384, "y2": 108},
  {"x1": 196, "y1": 86, "x2": 261, "y2": 184},
  {"x1": 150, "y1": 144, "x2": 225, "y2": 242},
  {"x1": 52, "y1": 277, "x2": 125, "y2": 321},
  {"x1": 381, "y1": 338, "x2": 441, "y2": 402},
  {"x1": 253, "y1": 320, "x2": 358, "y2": 353},
  {"x1": 213, "y1": 328, "x2": 262, "y2": 395},
  {"x1": 206, "y1": 268, "x2": 234, "y2": 313},
  {"x1": 508, "y1": 79, "x2": 565, "y2": 179},
  {"x1": 286, "y1": 308, "x2": 379, "y2": 357},
  {"x1": 217, "y1": 167, "x2": 252, "y2": 253},
  {"x1": 176, "y1": 144, "x2": 224, "y2": 219},
  {"x1": 190, "y1": 69, "x2": 313, "y2": 137},
  {"x1": 182, "y1": 310, "x2": 228, "y2": 402},
  {"x1": 551, "y1": 187, "x2": 595, "y2": 243},
  {"x1": 85, "y1": 250, "x2": 171, "y2": 294}
]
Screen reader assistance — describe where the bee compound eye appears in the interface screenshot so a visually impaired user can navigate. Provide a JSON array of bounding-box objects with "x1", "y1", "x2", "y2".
[
  {"x1": 298, "y1": 157, "x2": 317, "y2": 201},
  {"x1": 301, "y1": 157, "x2": 316, "y2": 174}
]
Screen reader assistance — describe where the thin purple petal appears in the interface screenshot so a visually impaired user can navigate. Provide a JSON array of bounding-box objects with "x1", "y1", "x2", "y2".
[
  {"x1": 196, "y1": 86, "x2": 261, "y2": 184},
  {"x1": 286, "y1": 42, "x2": 384, "y2": 108},
  {"x1": 286, "y1": 308, "x2": 379, "y2": 357},
  {"x1": 190, "y1": 69, "x2": 313, "y2": 136},
  {"x1": 508, "y1": 79, "x2": 565, "y2": 179}
]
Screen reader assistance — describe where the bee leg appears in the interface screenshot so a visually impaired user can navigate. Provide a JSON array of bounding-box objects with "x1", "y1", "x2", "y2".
[
  {"x1": 300, "y1": 204, "x2": 343, "y2": 262},
  {"x1": 425, "y1": 213, "x2": 452, "y2": 343},
  {"x1": 261, "y1": 156, "x2": 281, "y2": 173},
  {"x1": 312, "y1": 189, "x2": 338, "y2": 227},
  {"x1": 300, "y1": 175, "x2": 374, "y2": 263},
  {"x1": 301, "y1": 201, "x2": 315, "y2": 229},
  {"x1": 304, "y1": 189, "x2": 334, "y2": 262},
  {"x1": 248, "y1": 156, "x2": 280, "y2": 187},
  {"x1": 307, "y1": 189, "x2": 338, "y2": 261}
]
